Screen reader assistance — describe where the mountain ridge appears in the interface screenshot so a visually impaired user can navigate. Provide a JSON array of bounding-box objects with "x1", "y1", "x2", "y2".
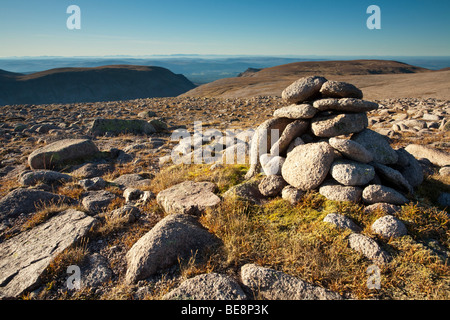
[
  {"x1": 179, "y1": 59, "x2": 450, "y2": 100},
  {"x1": 0, "y1": 65, "x2": 196, "y2": 106}
]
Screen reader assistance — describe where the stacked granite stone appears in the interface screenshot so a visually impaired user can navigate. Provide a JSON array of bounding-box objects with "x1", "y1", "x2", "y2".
[{"x1": 246, "y1": 76, "x2": 423, "y2": 205}]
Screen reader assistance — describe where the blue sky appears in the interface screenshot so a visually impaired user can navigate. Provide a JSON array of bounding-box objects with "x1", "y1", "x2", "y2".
[{"x1": 0, "y1": 0, "x2": 449, "y2": 57}]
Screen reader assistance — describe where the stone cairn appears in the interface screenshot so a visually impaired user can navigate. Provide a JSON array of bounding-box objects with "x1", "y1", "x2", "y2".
[{"x1": 245, "y1": 76, "x2": 423, "y2": 206}]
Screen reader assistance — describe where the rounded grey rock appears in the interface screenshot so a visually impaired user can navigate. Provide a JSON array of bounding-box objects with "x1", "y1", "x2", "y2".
[
  {"x1": 330, "y1": 160, "x2": 375, "y2": 186},
  {"x1": 362, "y1": 184, "x2": 408, "y2": 205},
  {"x1": 281, "y1": 142, "x2": 335, "y2": 191},
  {"x1": 319, "y1": 81, "x2": 363, "y2": 99},
  {"x1": 282, "y1": 76, "x2": 327, "y2": 104},
  {"x1": 371, "y1": 215, "x2": 407, "y2": 238}
]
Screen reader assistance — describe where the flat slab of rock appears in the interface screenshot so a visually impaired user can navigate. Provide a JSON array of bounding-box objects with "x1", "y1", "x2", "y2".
[
  {"x1": 125, "y1": 214, "x2": 219, "y2": 283},
  {"x1": 18, "y1": 170, "x2": 73, "y2": 186},
  {"x1": 282, "y1": 142, "x2": 335, "y2": 191},
  {"x1": 0, "y1": 209, "x2": 97, "y2": 298},
  {"x1": 313, "y1": 98, "x2": 377, "y2": 112},
  {"x1": 270, "y1": 120, "x2": 309, "y2": 155},
  {"x1": 28, "y1": 139, "x2": 99, "y2": 170},
  {"x1": 311, "y1": 113, "x2": 368, "y2": 137},
  {"x1": 319, "y1": 182, "x2": 363, "y2": 203},
  {"x1": 362, "y1": 184, "x2": 408, "y2": 205},
  {"x1": 405, "y1": 144, "x2": 450, "y2": 167},
  {"x1": 282, "y1": 76, "x2": 327, "y2": 104},
  {"x1": 273, "y1": 104, "x2": 317, "y2": 119},
  {"x1": 89, "y1": 118, "x2": 156, "y2": 136},
  {"x1": 319, "y1": 81, "x2": 363, "y2": 99},
  {"x1": 323, "y1": 213, "x2": 362, "y2": 232},
  {"x1": 156, "y1": 181, "x2": 221, "y2": 215},
  {"x1": 0, "y1": 188, "x2": 74, "y2": 221},
  {"x1": 352, "y1": 129, "x2": 398, "y2": 165},
  {"x1": 82, "y1": 190, "x2": 117, "y2": 214},
  {"x1": 372, "y1": 162, "x2": 413, "y2": 194},
  {"x1": 348, "y1": 233, "x2": 391, "y2": 265},
  {"x1": 241, "y1": 264, "x2": 342, "y2": 300},
  {"x1": 163, "y1": 273, "x2": 247, "y2": 300}
]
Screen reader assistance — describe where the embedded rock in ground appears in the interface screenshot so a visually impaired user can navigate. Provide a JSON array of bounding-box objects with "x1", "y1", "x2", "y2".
[
  {"x1": 404, "y1": 144, "x2": 450, "y2": 167},
  {"x1": 364, "y1": 203, "x2": 401, "y2": 215},
  {"x1": 362, "y1": 185, "x2": 408, "y2": 205},
  {"x1": 313, "y1": 98, "x2": 377, "y2": 113},
  {"x1": 323, "y1": 213, "x2": 362, "y2": 232},
  {"x1": 348, "y1": 233, "x2": 391, "y2": 265},
  {"x1": 329, "y1": 160, "x2": 375, "y2": 186},
  {"x1": 163, "y1": 273, "x2": 247, "y2": 300},
  {"x1": 82, "y1": 190, "x2": 117, "y2": 214},
  {"x1": 79, "y1": 253, "x2": 113, "y2": 289},
  {"x1": 273, "y1": 104, "x2": 317, "y2": 119},
  {"x1": 282, "y1": 142, "x2": 335, "y2": 190},
  {"x1": 245, "y1": 117, "x2": 294, "y2": 179},
  {"x1": 223, "y1": 180, "x2": 265, "y2": 205},
  {"x1": 18, "y1": 170, "x2": 73, "y2": 186},
  {"x1": 109, "y1": 205, "x2": 140, "y2": 223},
  {"x1": 352, "y1": 129, "x2": 398, "y2": 165},
  {"x1": 89, "y1": 118, "x2": 157, "y2": 136},
  {"x1": 112, "y1": 173, "x2": 151, "y2": 189},
  {"x1": 125, "y1": 214, "x2": 219, "y2": 283},
  {"x1": 258, "y1": 175, "x2": 288, "y2": 197},
  {"x1": 240, "y1": 264, "x2": 342, "y2": 300},
  {"x1": 319, "y1": 81, "x2": 363, "y2": 99},
  {"x1": 156, "y1": 181, "x2": 220, "y2": 215},
  {"x1": 281, "y1": 76, "x2": 327, "y2": 104},
  {"x1": 78, "y1": 177, "x2": 107, "y2": 191},
  {"x1": 319, "y1": 182, "x2": 362, "y2": 203},
  {"x1": 371, "y1": 215, "x2": 407, "y2": 238},
  {"x1": 328, "y1": 137, "x2": 373, "y2": 163},
  {"x1": 311, "y1": 113, "x2": 368, "y2": 138},
  {"x1": 28, "y1": 139, "x2": 99, "y2": 170},
  {"x1": 0, "y1": 188, "x2": 74, "y2": 221},
  {"x1": 281, "y1": 185, "x2": 305, "y2": 205},
  {"x1": 270, "y1": 120, "x2": 309, "y2": 155},
  {"x1": 0, "y1": 209, "x2": 97, "y2": 298}
]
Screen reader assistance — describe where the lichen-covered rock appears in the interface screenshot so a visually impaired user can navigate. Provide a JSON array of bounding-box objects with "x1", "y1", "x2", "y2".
[
  {"x1": 28, "y1": 139, "x2": 99, "y2": 170},
  {"x1": 156, "y1": 181, "x2": 221, "y2": 215}
]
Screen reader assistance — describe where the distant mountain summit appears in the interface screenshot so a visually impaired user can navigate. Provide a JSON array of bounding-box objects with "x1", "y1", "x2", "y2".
[
  {"x1": 179, "y1": 60, "x2": 444, "y2": 100},
  {"x1": 0, "y1": 65, "x2": 196, "y2": 105}
]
